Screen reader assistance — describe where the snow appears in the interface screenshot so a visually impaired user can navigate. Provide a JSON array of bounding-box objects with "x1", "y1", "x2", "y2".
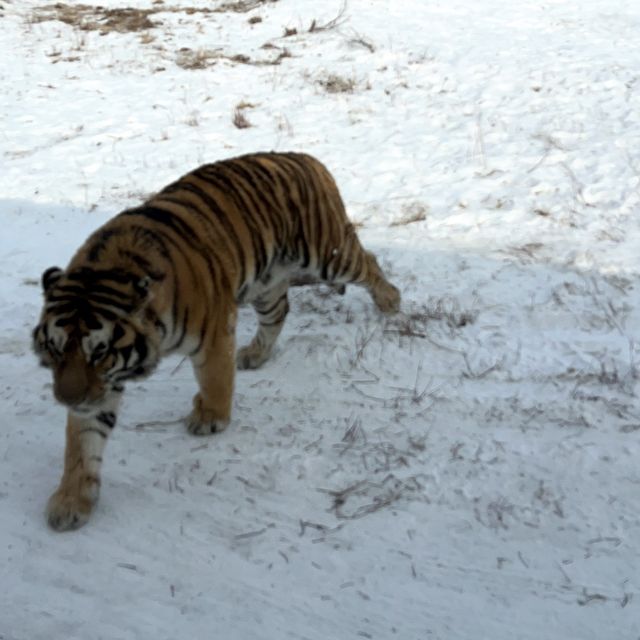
[{"x1": 1, "y1": 0, "x2": 640, "y2": 638}]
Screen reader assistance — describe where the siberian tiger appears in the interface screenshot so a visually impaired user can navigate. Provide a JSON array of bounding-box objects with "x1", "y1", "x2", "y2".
[{"x1": 33, "y1": 152, "x2": 401, "y2": 531}]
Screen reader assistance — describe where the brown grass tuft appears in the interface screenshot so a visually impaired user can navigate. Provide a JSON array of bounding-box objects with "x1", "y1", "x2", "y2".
[
  {"x1": 233, "y1": 103, "x2": 254, "y2": 129},
  {"x1": 216, "y1": 0, "x2": 276, "y2": 13},
  {"x1": 31, "y1": 1, "x2": 278, "y2": 35},
  {"x1": 175, "y1": 48, "x2": 219, "y2": 70},
  {"x1": 317, "y1": 73, "x2": 356, "y2": 94},
  {"x1": 32, "y1": 4, "x2": 159, "y2": 34},
  {"x1": 390, "y1": 202, "x2": 428, "y2": 227}
]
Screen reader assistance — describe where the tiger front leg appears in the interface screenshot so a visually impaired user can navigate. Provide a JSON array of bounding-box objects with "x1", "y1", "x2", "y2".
[
  {"x1": 47, "y1": 404, "x2": 119, "y2": 531},
  {"x1": 188, "y1": 330, "x2": 236, "y2": 436}
]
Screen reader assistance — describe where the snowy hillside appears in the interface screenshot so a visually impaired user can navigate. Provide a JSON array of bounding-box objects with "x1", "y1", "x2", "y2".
[{"x1": 1, "y1": 1, "x2": 640, "y2": 638}]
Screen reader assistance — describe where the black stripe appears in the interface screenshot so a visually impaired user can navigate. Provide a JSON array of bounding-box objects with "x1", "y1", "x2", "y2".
[
  {"x1": 120, "y1": 206, "x2": 202, "y2": 248},
  {"x1": 222, "y1": 162, "x2": 273, "y2": 232},
  {"x1": 178, "y1": 177, "x2": 247, "y2": 281},
  {"x1": 96, "y1": 412, "x2": 116, "y2": 429},
  {"x1": 257, "y1": 159, "x2": 307, "y2": 265},
  {"x1": 198, "y1": 167, "x2": 268, "y2": 280},
  {"x1": 134, "y1": 333, "x2": 148, "y2": 363},
  {"x1": 233, "y1": 162, "x2": 289, "y2": 243},
  {"x1": 87, "y1": 229, "x2": 124, "y2": 262},
  {"x1": 285, "y1": 155, "x2": 321, "y2": 269},
  {"x1": 224, "y1": 162, "x2": 285, "y2": 277},
  {"x1": 86, "y1": 294, "x2": 136, "y2": 313},
  {"x1": 112, "y1": 324, "x2": 125, "y2": 342},
  {"x1": 131, "y1": 225, "x2": 170, "y2": 259},
  {"x1": 190, "y1": 317, "x2": 208, "y2": 356},
  {"x1": 120, "y1": 344, "x2": 133, "y2": 366},
  {"x1": 122, "y1": 205, "x2": 219, "y2": 303},
  {"x1": 256, "y1": 293, "x2": 287, "y2": 316},
  {"x1": 128, "y1": 218, "x2": 204, "y2": 301},
  {"x1": 68, "y1": 267, "x2": 133, "y2": 285},
  {"x1": 54, "y1": 283, "x2": 86, "y2": 296},
  {"x1": 84, "y1": 314, "x2": 104, "y2": 330},
  {"x1": 171, "y1": 307, "x2": 188, "y2": 351}
]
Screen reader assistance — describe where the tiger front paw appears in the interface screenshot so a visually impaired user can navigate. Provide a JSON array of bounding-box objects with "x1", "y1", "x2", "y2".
[
  {"x1": 46, "y1": 486, "x2": 97, "y2": 531},
  {"x1": 187, "y1": 395, "x2": 230, "y2": 436}
]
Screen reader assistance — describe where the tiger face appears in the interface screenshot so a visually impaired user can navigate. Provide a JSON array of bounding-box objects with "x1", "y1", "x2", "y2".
[{"x1": 33, "y1": 266, "x2": 162, "y2": 413}]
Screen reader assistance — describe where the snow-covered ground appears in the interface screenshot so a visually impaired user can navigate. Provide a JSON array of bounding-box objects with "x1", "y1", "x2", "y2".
[{"x1": 2, "y1": 0, "x2": 640, "y2": 638}]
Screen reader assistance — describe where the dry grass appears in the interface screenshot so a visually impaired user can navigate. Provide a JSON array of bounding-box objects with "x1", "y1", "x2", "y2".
[
  {"x1": 175, "y1": 48, "x2": 220, "y2": 70},
  {"x1": 233, "y1": 110, "x2": 252, "y2": 129},
  {"x1": 241, "y1": 48, "x2": 292, "y2": 66},
  {"x1": 317, "y1": 73, "x2": 356, "y2": 94},
  {"x1": 390, "y1": 202, "x2": 428, "y2": 227},
  {"x1": 501, "y1": 242, "x2": 545, "y2": 263},
  {"x1": 31, "y1": 1, "x2": 278, "y2": 34},
  {"x1": 322, "y1": 474, "x2": 425, "y2": 520},
  {"x1": 31, "y1": 4, "x2": 159, "y2": 34},
  {"x1": 308, "y1": 1, "x2": 348, "y2": 33},
  {"x1": 348, "y1": 34, "x2": 375, "y2": 52},
  {"x1": 233, "y1": 102, "x2": 256, "y2": 129},
  {"x1": 384, "y1": 299, "x2": 477, "y2": 344},
  {"x1": 176, "y1": 47, "x2": 290, "y2": 70},
  {"x1": 216, "y1": 0, "x2": 276, "y2": 12}
]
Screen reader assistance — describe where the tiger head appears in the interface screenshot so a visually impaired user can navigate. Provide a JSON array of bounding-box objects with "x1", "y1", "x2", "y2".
[{"x1": 33, "y1": 265, "x2": 164, "y2": 413}]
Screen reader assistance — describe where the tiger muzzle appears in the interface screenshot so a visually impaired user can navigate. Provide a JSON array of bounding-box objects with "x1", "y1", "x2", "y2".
[
  {"x1": 53, "y1": 349, "x2": 98, "y2": 407},
  {"x1": 53, "y1": 365, "x2": 90, "y2": 406}
]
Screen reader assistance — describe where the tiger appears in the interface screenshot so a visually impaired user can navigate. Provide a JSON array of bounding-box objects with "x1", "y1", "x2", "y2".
[{"x1": 32, "y1": 151, "x2": 401, "y2": 531}]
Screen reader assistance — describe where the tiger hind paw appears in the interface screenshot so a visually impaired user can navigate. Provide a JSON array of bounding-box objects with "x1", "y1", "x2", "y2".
[{"x1": 236, "y1": 344, "x2": 270, "y2": 370}]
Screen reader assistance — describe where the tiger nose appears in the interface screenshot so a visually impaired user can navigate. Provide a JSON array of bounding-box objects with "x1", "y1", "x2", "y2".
[{"x1": 53, "y1": 364, "x2": 89, "y2": 406}]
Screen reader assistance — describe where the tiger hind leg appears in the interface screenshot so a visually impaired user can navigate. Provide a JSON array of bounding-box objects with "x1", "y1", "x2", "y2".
[
  {"x1": 329, "y1": 227, "x2": 401, "y2": 313},
  {"x1": 237, "y1": 281, "x2": 290, "y2": 370},
  {"x1": 360, "y1": 250, "x2": 401, "y2": 313}
]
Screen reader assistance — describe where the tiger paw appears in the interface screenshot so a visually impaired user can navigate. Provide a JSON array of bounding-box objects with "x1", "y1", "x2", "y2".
[
  {"x1": 46, "y1": 488, "x2": 96, "y2": 531},
  {"x1": 236, "y1": 344, "x2": 270, "y2": 370},
  {"x1": 187, "y1": 397, "x2": 229, "y2": 436}
]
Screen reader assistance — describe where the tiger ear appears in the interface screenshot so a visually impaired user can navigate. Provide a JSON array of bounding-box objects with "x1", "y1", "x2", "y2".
[{"x1": 41, "y1": 266, "x2": 63, "y2": 294}]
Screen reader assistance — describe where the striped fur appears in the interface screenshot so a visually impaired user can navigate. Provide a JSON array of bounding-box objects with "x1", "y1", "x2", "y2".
[{"x1": 33, "y1": 152, "x2": 400, "y2": 530}]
